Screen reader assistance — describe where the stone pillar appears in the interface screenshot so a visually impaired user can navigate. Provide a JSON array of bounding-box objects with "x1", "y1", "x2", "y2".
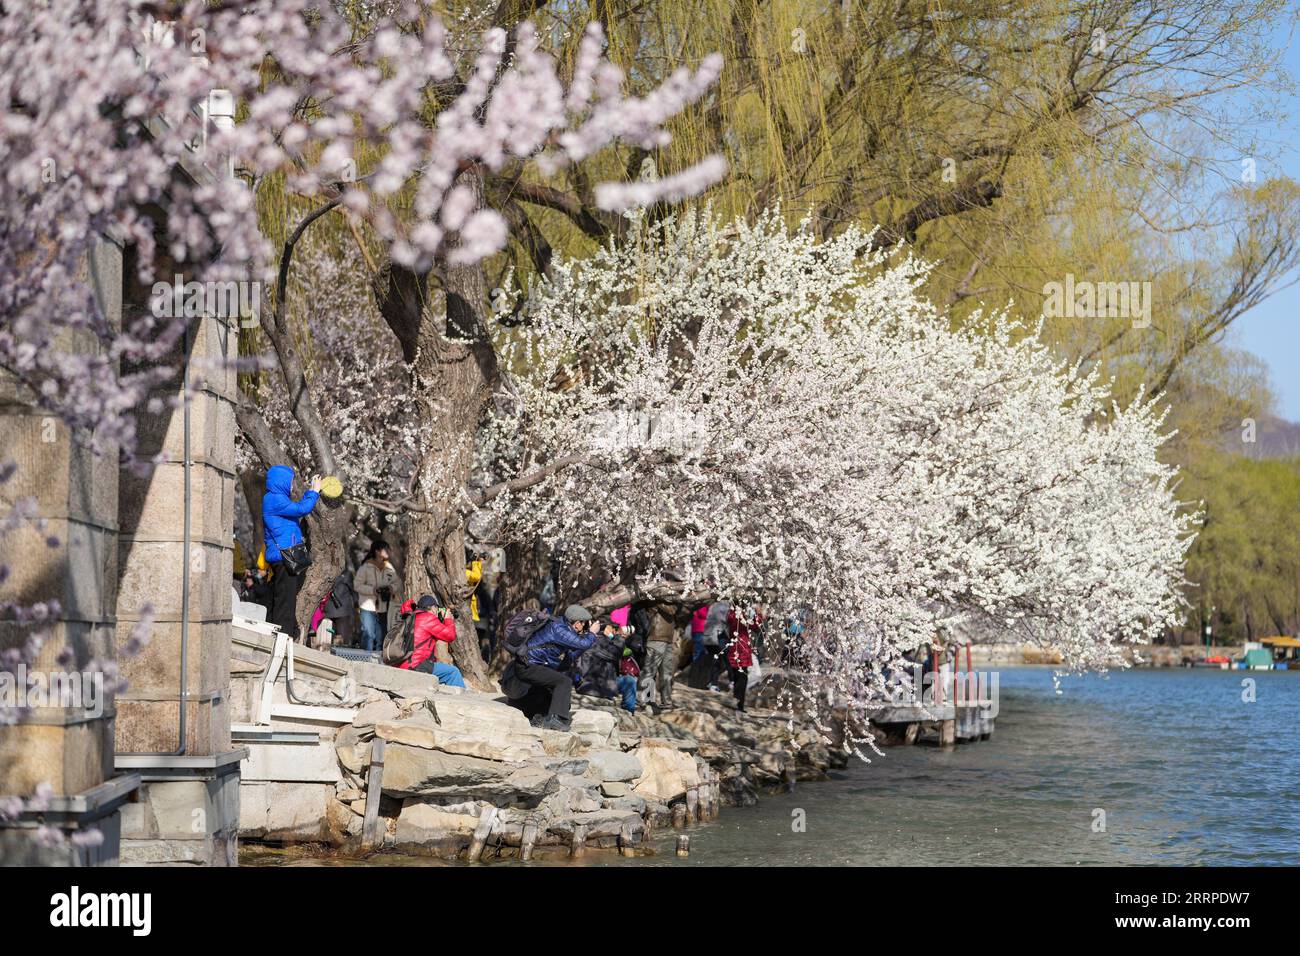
[
  {"x1": 114, "y1": 291, "x2": 245, "y2": 865},
  {"x1": 0, "y1": 237, "x2": 140, "y2": 866}
]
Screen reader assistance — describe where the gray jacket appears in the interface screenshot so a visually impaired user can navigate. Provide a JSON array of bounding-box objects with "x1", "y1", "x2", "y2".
[{"x1": 701, "y1": 602, "x2": 731, "y2": 646}]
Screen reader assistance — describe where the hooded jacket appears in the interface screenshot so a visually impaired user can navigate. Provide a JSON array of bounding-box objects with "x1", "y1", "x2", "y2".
[{"x1": 261, "y1": 465, "x2": 319, "y2": 561}]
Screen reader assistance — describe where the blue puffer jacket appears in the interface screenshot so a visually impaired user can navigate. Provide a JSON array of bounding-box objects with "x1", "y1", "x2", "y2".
[
  {"x1": 523, "y1": 618, "x2": 596, "y2": 669},
  {"x1": 262, "y1": 465, "x2": 319, "y2": 562}
]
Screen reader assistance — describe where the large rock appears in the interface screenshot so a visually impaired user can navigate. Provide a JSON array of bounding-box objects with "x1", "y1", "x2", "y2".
[
  {"x1": 658, "y1": 709, "x2": 723, "y2": 742},
  {"x1": 719, "y1": 764, "x2": 759, "y2": 807},
  {"x1": 585, "y1": 749, "x2": 643, "y2": 783},
  {"x1": 570, "y1": 709, "x2": 617, "y2": 746},
  {"x1": 630, "y1": 745, "x2": 700, "y2": 803},
  {"x1": 352, "y1": 697, "x2": 400, "y2": 732},
  {"x1": 640, "y1": 735, "x2": 697, "y2": 751},
  {"x1": 534, "y1": 757, "x2": 590, "y2": 776},
  {"x1": 536, "y1": 728, "x2": 586, "y2": 756},
  {"x1": 381, "y1": 745, "x2": 558, "y2": 806},
  {"x1": 604, "y1": 793, "x2": 645, "y2": 814},
  {"x1": 394, "y1": 801, "x2": 484, "y2": 846},
  {"x1": 537, "y1": 785, "x2": 602, "y2": 818},
  {"x1": 548, "y1": 809, "x2": 643, "y2": 841},
  {"x1": 334, "y1": 724, "x2": 369, "y2": 775},
  {"x1": 375, "y1": 718, "x2": 542, "y2": 763},
  {"x1": 431, "y1": 695, "x2": 534, "y2": 737}
]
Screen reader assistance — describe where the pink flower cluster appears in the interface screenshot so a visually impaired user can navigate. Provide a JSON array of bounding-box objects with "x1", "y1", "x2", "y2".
[{"x1": 1, "y1": 1, "x2": 725, "y2": 461}]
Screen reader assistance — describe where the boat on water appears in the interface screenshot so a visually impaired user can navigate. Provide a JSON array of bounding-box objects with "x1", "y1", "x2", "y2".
[{"x1": 1228, "y1": 638, "x2": 1300, "y2": 671}]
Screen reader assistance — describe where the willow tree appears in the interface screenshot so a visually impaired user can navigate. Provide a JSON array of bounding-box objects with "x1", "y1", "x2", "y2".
[{"x1": 478, "y1": 0, "x2": 1299, "y2": 435}]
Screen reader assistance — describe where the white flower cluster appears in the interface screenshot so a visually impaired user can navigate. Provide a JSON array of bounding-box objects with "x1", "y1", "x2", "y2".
[
  {"x1": 237, "y1": 242, "x2": 419, "y2": 507},
  {"x1": 484, "y1": 208, "x2": 1198, "y2": 717}
]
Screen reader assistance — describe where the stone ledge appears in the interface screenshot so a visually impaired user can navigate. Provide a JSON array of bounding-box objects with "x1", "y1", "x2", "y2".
[{"x1": 0, "y1": 772, "x2": 140, "y2": 824}]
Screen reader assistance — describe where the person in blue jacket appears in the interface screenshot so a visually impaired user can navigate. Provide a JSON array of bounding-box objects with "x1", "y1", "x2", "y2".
[
  {"x1": 502, "y1": 605, "x2": 596, "y2": 730},
  {"x1": 262, "y1": 465, "x2": 321, "y2": 639}
]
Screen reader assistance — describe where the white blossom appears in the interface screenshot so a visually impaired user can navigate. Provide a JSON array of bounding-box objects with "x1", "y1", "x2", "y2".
[{"x1": 484, "y1": 208, "x2": 1197, "y2": 740}]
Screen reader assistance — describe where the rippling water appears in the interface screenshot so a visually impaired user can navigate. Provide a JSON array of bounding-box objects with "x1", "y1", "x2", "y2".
[
  {"x1": 621, "y1": 667, "x2": 1300, "y2": 867},
  {"x1": 245, "y1": 667, "x2": 1299, "y2": 867}
]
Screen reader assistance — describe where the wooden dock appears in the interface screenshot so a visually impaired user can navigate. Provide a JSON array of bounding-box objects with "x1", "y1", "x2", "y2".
[{"x1": 864, "y1": 646, "x2": 996, "y2": 748}]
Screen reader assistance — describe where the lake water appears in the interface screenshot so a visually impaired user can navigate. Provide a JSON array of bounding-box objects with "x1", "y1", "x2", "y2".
[{"x1": 617, "y1": 666, "x2": 1300, "y2": 867}]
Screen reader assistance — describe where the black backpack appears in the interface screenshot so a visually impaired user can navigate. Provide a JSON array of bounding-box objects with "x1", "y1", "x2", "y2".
[
  {"x1": 325, "y1": 571, "x2": 356, "y2": 618},
  {"x1": 502, "y1": 608, "x2": 551, "y2": 660}
]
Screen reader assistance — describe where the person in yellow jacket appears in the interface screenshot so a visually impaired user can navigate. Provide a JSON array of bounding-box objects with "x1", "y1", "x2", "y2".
[{"x1": 466, "y1": 558, "x2": 483, "y2": 622}]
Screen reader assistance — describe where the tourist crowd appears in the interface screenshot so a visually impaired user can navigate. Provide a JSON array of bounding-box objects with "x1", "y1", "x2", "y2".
[{"x1": 237, "y1": 465, "x2": 769, "y2": 733}]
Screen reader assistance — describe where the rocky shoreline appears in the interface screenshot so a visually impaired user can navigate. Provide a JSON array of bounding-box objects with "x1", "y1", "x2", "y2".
[{"x1": 233, "y1": 627, "x2": 846, "y2": 863}]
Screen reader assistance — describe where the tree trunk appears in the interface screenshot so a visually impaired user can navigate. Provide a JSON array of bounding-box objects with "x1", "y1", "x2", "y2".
[
  {"x1": 400, "y1": 168, "x2": 500, "y2": 690},
  {"x1": 297, "y1": 498, "x2": 356, "y2": 634}
]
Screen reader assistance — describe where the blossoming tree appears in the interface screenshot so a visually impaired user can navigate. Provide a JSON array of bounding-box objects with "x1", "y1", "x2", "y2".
[
  {"x1": 2, "y1": 0, "x2": 725, "y2": 687},
  {"x1": 483, "y1": 208, "x2": 1198, "y2": 747}
]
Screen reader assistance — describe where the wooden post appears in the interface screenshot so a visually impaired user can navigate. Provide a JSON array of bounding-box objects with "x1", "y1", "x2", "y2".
[
  {"x1": 619, "y1": 819, "x2": 636, "y2": 857},
  {"x1": 954, "y1": 646, "x2": 960, "y2": 707},
  {"x1": 360, "y1": 737, "x2": 386, "y2": 850},
  {"x1": 570, "y1": 823, "x2": 587, "y2": 859},
  {"x1": 931, "y1": 648, "x2": 941, "y2": 705},
  {"x1": 520, "y1": 814, "x2": 539, "y2": 862},
  {"x1": 676, "y1": 834, "x2": 690, "y2": 857},
  {"x1": 672, "y1": 803, "x2": 688, "y2": 828},
  {"x1": 466, "y1": 805, "x2": 497, "y2": 863}
]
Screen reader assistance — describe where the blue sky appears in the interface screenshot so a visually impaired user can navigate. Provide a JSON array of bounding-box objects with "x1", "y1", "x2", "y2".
[{"x1": 1232, "y1": 23, "x2": 1300, "y2": 421}]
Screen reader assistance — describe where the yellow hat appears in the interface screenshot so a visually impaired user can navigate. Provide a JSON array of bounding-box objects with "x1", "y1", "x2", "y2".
[{"x1": 320, "y1": 475, "x2": 343, "y2": 499}]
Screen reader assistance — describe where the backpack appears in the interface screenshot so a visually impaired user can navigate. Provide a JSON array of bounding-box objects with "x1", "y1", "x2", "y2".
[
  {"x1": 575, "y1": 635, "x2": 621, "y2": 699},
  {"x1": 326, "y1": 570, "x2": 356, "y2": 618},
  {"x1": 502, "y1": 608, "x2": 552, "y2": 660},
  {"x1": 382, "y1": 612, "x2": 417, "y2": 666}
]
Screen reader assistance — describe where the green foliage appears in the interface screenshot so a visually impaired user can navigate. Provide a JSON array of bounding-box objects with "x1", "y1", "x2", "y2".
[{"x1": 1183, "y1": 455, "x2": 1300, "y2": 642}]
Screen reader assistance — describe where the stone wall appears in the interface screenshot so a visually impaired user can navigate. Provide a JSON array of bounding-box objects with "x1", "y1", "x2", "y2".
[
  {"x1": 0, "y1": 238, "x2": 138, "y2": 863},
  {"x1": 115, "y1": 310, "x2": 237, "y2": 757}
]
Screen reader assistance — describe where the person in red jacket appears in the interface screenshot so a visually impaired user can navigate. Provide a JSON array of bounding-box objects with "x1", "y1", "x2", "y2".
[
  {"x1": 726, "y1": 607, "x2": 758, "y2": 711},
  {"x1": 398, "y1": 597, "x2": 465, "y2": 687}
]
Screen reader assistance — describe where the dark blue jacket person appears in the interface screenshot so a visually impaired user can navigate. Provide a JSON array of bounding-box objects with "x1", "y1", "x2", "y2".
[
  {"x1": 503, "y1": 605, "x2": 596, "y2": 730},
  {"x1": 262, "y1": 465, "x2": 321, "y2": 639}
]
